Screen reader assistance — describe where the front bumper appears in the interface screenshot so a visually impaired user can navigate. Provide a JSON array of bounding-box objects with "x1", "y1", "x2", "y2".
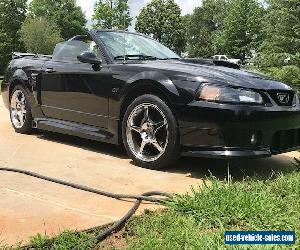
[
  {"x1": 177, "y1": 100, "x2": 300, "y2": 158},
  {"x1": 181, "y1": 147, "x2": 272, "y2": 158}
]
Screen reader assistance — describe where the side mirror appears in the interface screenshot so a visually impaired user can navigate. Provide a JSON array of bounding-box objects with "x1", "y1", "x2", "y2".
[{"x1": 77, "y1": 51, "x2": 102, "y2": 65}]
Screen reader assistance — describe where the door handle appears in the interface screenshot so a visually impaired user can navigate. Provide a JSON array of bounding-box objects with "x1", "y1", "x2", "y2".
[{"x1": 45, "y1": 68, "x2": 54, "y2": 73}]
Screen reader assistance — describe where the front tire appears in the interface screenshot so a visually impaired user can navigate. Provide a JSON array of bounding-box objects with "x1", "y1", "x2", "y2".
[
  {"x1": 122, "y1": 94, "x2": 179, "y2": 170},
  {"x1": 9, "y1": 85, "x2": 33, "y2": 134}
]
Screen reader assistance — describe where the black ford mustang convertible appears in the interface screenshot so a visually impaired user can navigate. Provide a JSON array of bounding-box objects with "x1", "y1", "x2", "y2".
[{"x1": 2, "y1": 30, "x2": 300, "y2": 169}]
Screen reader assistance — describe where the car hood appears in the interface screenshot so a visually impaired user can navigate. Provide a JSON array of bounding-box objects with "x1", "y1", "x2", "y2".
[{"x1": 138, "y1": 60, "x2": 291, "y2": 91}]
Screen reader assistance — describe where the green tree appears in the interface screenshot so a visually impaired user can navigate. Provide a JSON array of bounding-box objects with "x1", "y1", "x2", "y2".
[
  {"x1": 258, "y1": 0, "x2": 300, "y2": 68},
  {"x1": 0, "y1": 0, "x2": 27, "y2": 74},
  {"x1": 256, "y1": 0, "x2": 300, "y2": 86},
  {"x1": 29, "y1": 0, "x2": 87, "y2": 40},
  {"x1": 93, "y1": 0, "x2": 132, "y2": 30},
  {"x1": 135, "y1": 0, "x2": 186, "y2": 54},
  {"x1": 20, "y1": 17, "x2": 63, "y2": 55},
  {"x1": 220, "y1": 0, "x2": 264, "y2": 62},
  {"x1": 186, "y1": 0, "x2": 228, "y2": 58}
]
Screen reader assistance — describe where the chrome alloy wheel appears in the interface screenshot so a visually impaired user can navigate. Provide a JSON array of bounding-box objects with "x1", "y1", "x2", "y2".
[
  {"x1": 126, "y1": 103, "x2": 169, "y2": 162},
  {"x1": 10, "y1": 90, "x2": 27, "y2": 129}
]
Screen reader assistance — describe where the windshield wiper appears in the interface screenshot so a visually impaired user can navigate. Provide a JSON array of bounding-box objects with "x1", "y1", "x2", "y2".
[
  {"x1": 159, "y1": 57, "x2": 180, "y2": 60},
  {"x1": 114, "y1": 55, "x2": 159, "y2": 61}
]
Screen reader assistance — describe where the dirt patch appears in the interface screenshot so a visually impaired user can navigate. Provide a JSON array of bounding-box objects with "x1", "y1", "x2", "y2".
[{"x1": 98, "y1": 228, "x2": 129, "y2": 250}]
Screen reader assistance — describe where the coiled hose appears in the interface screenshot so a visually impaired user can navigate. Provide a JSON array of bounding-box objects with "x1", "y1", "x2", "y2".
[{"x1": 0, "y1": 167, "x2": 172, "y2": 249}]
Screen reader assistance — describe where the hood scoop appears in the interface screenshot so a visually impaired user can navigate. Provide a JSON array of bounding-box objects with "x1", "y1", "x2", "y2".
[{"x1": 180, "y1": 58, "x2": 240, "y2": 70}]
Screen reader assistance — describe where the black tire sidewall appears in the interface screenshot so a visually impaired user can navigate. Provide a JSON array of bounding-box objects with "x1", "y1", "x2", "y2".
[
  {"x1": 122, "y1": 94, "x2": 179, "y2": 169},
  {"x1": 9, "y1": 85, "x2": 33, "y2": 134}
]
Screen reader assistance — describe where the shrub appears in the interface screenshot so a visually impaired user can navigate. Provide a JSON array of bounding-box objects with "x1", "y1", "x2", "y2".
[
  {"x1": 263, "y1": 66, "x2": 300, "y2": 87},
  {"x1": 20, "y1": 17, "x2": 63, "y2": 55}
]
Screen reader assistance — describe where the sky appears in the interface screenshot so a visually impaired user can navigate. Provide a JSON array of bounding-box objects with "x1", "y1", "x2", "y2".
[{"x1": 76, "y1": 0, "x2": 202, "y2": 29}]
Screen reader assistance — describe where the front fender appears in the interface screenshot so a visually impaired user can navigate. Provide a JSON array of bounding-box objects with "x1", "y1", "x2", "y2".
[
  {"x1": 108, "y1": 71, "x2": 180, "y2": 120},
  {"x1": 125, "y1": 71, "x2": 180, "y2": 98},
  {"x1": 122, "y1": 71, "x2": 201, "y2": 106},
  {"x1": 110, "y1": 70, "x2": 201, "y2": 120}
]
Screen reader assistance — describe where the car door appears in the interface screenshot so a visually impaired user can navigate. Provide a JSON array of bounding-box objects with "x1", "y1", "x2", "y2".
[{"x1": 40, "y1": 38, "x2": 110, "y2": 129}]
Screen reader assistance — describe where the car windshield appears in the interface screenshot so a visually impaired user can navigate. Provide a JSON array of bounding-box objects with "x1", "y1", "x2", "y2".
[{"x1": 97, "y1": 31, "x2": 180, "y2": 61}]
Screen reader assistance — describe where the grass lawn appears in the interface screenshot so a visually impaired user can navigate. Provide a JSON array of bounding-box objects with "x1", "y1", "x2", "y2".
[
  {"x1": 123, "y1": 172, "x2": 300, "y2": 250},
  {"x1": 6, "y1": 164, "x2": 299, "y2": 250}
]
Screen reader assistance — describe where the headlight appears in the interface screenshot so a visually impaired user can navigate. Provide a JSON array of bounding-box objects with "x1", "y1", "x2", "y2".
[{"x1": 198, "y1": 84, "x2": 263, "y2": 104}]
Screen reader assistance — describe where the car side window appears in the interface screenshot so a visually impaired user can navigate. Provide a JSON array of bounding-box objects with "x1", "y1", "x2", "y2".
[{"x1": 53, "y1": 39, "x2": 103, "y2": 63}]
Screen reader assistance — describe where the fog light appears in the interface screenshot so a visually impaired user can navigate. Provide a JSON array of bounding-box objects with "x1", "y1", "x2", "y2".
[{"x1": 251, "y1": 133, "x2": 257, "y2": 145}]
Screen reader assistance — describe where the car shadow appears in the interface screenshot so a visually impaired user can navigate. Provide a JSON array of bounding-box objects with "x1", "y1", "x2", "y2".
[
  {"x1": 35, "y1": 131, "x2": 128, "y2": 159},
  {"x1": 165, "y1": 155, "x2": 297, "y2": 181},
  {"x1": 35, "y1": 131, "x2": 297, "y2": 181}
]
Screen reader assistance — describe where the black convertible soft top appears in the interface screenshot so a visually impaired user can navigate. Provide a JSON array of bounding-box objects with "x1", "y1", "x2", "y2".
[{"x1": 12, "y1": 52, "x2": 52, "y2": 60}]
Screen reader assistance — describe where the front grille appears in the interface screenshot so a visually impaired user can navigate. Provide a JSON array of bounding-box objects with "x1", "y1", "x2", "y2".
[
  {"x1": 267, "y1": 90, "x2": 295, "y2": 106},
  {"x1": 271, "y1": 129, "x2": 300, "y2": 152}
]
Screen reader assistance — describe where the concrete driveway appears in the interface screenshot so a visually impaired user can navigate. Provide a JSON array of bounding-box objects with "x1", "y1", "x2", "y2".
[{"x1": 0, "y1": 100, "x2": 299, "y2": 246}]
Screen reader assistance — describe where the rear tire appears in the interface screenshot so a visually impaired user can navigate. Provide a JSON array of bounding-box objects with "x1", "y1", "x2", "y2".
[
  {"x1": 122, "y1": 94, "x2": 180, "y2": 170},
  {"x1": 9, "y1": 85, "x2": 33, "y2": 134}
]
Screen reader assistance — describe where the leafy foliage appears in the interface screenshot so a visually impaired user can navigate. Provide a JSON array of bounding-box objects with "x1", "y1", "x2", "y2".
[
  {"x1": 257, "y1": 0, "x2": 300, "y2": 67},
  {"x1": 29, "y1": 0, "x2": 87, "y2": 40},
  {"x1": 256, "y1": 0, "x2": 300, "y2": 87},
  {"x1": 186, "y1": 0, "x2": 228, "y2": 58},
  {"x1": 220, "y1": 0, "x2": 264, "y2": 62},
  {"x1": 93, "y1": 0, "x2": 132, "y2": 30},
  {"x1": 0, "y1": 0, "x2": 27, "y2": 74},
  {"x1": 135, "y1": 0, "x2": 186, "y2": 54},
  {"x1": 20, "y1": 17, "x2": 63, "y2": 55},
  {"x1": 263, "y1": 66, "x2": 300, "y2": 86}
]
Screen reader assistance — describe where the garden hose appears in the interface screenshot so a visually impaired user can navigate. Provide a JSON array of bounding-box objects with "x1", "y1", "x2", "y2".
[{"x1": 0, "y1": 167, "x2": 172, "y2": 249}]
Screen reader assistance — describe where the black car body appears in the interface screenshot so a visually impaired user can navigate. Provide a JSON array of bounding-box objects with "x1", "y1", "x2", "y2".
[{"x1": 2, "y1": 30, "x2": 300, "y2": 169}]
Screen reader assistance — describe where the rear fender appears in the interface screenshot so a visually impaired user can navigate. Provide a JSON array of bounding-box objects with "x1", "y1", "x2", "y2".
[
  {"x1": 8, "y1": 69, "x2": 42, "y2": 117},
  {"x1": 9, "y1": 69, "x2": 31, "y2": 94}
]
